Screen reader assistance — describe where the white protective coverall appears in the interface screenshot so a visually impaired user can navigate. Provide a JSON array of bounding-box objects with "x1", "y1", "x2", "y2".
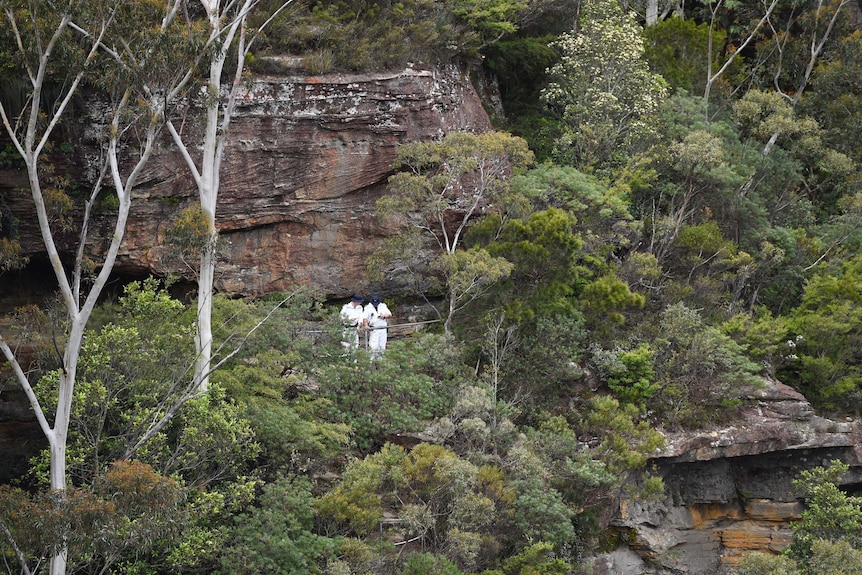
[
  {"x1": 340, "y1": 299, "x2": 365, "y2": 354},
  {"x1": 364, "y1": 298, "x2": 392, "y2": 359}
]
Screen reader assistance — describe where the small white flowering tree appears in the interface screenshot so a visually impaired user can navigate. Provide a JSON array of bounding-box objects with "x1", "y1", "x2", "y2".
[{"x1": 541, "y1": 0, "x2": 667, "y2": 171}]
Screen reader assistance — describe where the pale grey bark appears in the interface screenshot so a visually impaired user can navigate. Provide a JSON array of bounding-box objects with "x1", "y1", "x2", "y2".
[
  {"x1": 704, "y1": 0, "x2": 781, "y2": 117},
  {"x1": 166, "y1": 0, "x2": 293, "y2": 391},
  {"x1": 0, "y1": 6, "x2": 167, "y2": 575}
]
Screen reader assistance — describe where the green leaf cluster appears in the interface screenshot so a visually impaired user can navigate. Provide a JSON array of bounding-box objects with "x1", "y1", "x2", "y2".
[
  {"x1": 316, "y1": 335, "x2": 465, "y2": 450},
  {"x1": 216, "y1": 474, "x2": 337, "y2": 575}
]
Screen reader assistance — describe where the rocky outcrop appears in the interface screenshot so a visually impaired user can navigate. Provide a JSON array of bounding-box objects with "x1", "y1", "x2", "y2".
[
  {"x1": 596, "y1": 379, "x2": 862, "y2": 575},
  {"x1": 1, "y1": 65, "x2": 491, "y2": 299}
]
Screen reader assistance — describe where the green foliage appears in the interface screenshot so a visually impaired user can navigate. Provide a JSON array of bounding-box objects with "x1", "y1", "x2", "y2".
[
  {"x1": 802, "y1": 30, "x2": 862, "y2": 164},
  {"x1": 640, "y1": 122, "x2": 749, "y2": 265},
  {"x1": 482, "y1": 36, "x2": 558, "y2": 138},
  {"x1": 473, "y1": 207, "x2": 585, "y2": 320},
  {"x1": 596, "y1": 343, "x2": 658, "y2": 409},
  {"x1": 374, "y1": 131, "x2": 533, "y2": 332},
  {"x1": 164, "y1": 205, "x2": 214, "y2": 270},
  {"x1": 8, "y1": 2, "x2": 862, "y2": 574},
  {"x1": 644, "y1": 17, "x2": 721, "y2": 95},
  {"x1": 508, "y1": 478, "x2": 574, "y2": 547},
  {"x1": 737, "y1": 540, "x2": 862, "y2": 575},
  {"x1": 579, "y1": 274, "x2": 645, "y2": 338},
  {"x1": 497, "y1": 542, "x2": 572, "y2": 574},
  {"x1": 220, "y1": 348, "x2": 351, "y2": 474},
  {"x1": 474, "y1": 167, "x2": 643, "y2": 341},
  {"x1": 510, "y1": 163, "x2": 633, "y2": 224},
  {"x1": 316, "y1": 335, "x2": 465, "y2": 451},
  {"x1": 0, "y1": 461, "x2": 184, "y2": 575},
  {"x1": 22, "y1": 280, "x2": 265, "y2": 573},
  {"x1": 497, "y1": 314, "x2": 588, "y2": 410},
  {"x1": 738, "y1": 461, "x2": 862, "y2": 574},
  {"x1": 451, "y1": 0, "x2": 529, "y2": 45},
  {"x1": 438, "y1": 247, "x2": 516, "y2": 321},
  {"x1": 0, "y1": 236, "x2": 27, "y2": 273},
  {"x1": 805, "y1": 538, "x2": 862, "y2": 575},
  {"x1": 734, "y1": 89, "x2": 858, "y2": 221},
  {"x1": 721, "y1": 307, "x2": 790, "y2": 374},
  {"x1": 788, "y1": 460, "x2": 862, "y2": 560},
  {"x1": 426, "y1": 381, "x2": 521, "y2": 456},
  {"x1": 629, "y1": 93, "x2": 786, "y2": 307},
  {"x1": 216, "y1": 474, "x2": 337, "y2": 575},
  {"x1": 579, "y1": 396, "x2": 664, "y2": 477},
  {"x1": 647, "y1": 303, "x2": 762, "y2": 428},
  {"x1": 402, "y1": 552, "x2": 465, "y2": 575},
  {"x1": 210, "y1": 287, "x2": 330, "y2": 370},
  {"x1": 383, "y1": 132, "x2": 534, "y2": 232},
  {"x1": 734, "y1": 90, "x2": 812, "y2": 144},
  {"x1": 736, "y1": 551, "x2": 798, "y2": 575},
  {"x1": 627, "y1": 92, "x2": 829, "y2": 315},
  {"x1": 663, "y1": 220, "x2": 755, "y2": 314},
  {"x1": 777, "y1": 253, "x2": 862, "y2": 412},
  {"x1": 164, "y1": 478, "x2": 260, "y2": 573},
  {"x1": 253, "y1": 0, "x2": 525, "y2": 72},
  {"x1": 31, "y1": 280, "x2": 258, "y2": 490},
  {"x1": 315, "y1": 443, "x2": 401, "y2": 536},
  {"x1": 315, "y1": 441, "x2": 586, "y2": 572},
  {"x1": 208, "y1": 291, "x2": 352, "y2": 475}
]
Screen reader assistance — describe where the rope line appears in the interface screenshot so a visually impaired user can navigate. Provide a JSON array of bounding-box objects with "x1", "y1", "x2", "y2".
[{"x1": 302, "y1": 318, "x2": 442, "y2": 334}]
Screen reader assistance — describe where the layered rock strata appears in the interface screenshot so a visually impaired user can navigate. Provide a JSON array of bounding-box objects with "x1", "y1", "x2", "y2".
[
  {"x1": 596, "y1": 379, "x2": 862, "y2": 575},
  {"x1": 1, "y1": 65, "x2": 491, "y2": 299}
]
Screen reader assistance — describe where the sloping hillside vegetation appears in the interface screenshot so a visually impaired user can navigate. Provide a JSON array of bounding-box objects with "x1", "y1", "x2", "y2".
[{"x1": 3, "y1": 0, "x2": 862, "y2": 573}]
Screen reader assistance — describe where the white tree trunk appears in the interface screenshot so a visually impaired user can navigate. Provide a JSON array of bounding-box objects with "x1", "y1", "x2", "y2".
[
  {"x1": 704, "y1": 0, "x2": 780, "y2": 117},
  {"x1": 646, "y1": 0, "x2": 658, "y2": 25},
  {"x1": 194, "y1": 227, "x2": 217, "y2": 391},
  {"x1": 177, "y1": 0, "x2": 261, "y2": 391},
  {"x1": 192, "y1": 44, "x2": 226, "y2": 391},
  {"x1": 2, "y1": 43, "x2": 152, "y2": 575}
]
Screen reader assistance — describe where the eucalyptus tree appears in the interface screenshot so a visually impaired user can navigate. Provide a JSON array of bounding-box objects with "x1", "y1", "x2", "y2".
[
  {"x1": 0, "y1": 2, "x2": 201, "y2": 574},
  {"x1": 755, "y1": 0, "x2": 853, "y2": 157},
  {"x1": 371, "y1": 131, "x2": 533, "y2": 334},
  {"x1": 701, "y1": 0, "x2": 780, "y2": 117},
  {"x1": 163, "y1": 0, "x2": 292, "y2": 393}
]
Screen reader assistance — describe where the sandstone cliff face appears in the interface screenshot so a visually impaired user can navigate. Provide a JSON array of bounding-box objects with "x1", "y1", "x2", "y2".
[
  {"x1": 1, "y1": 65, "x2": 491, "y2": 299},
  {"x1": 595, "y1": 379, "x2": 862, "y2": 575}
]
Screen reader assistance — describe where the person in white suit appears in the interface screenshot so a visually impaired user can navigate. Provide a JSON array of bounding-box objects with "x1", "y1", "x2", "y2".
[
  {"x1": 339, "y1": 294, "x2": 365, "y2": 356},
  {"x1": 363, "y1": 295, "x2": 392, "y2": 360}
]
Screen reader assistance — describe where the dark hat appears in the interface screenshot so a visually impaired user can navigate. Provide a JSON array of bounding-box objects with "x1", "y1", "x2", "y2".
[
  {"x1": 351, "y1": 294, "x2": 364, "y2": 303},
  {"x1": 370, "y1": 295, "x2": 382, "y2": 305}
]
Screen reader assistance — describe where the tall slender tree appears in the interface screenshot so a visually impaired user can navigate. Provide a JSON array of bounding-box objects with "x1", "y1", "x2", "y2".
[
  {"x1": 702, "y1": 0, "x2": 780, "y2": 118},
  {"x1": 0, "y1": 1, "x2": 195, "y2": 573},
  {"x1": 0, "y1": 0, "x2": 218, "y2": 575},
  {"x1": 164, "y1": 0, "x2": 292, "y2": 392}
]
